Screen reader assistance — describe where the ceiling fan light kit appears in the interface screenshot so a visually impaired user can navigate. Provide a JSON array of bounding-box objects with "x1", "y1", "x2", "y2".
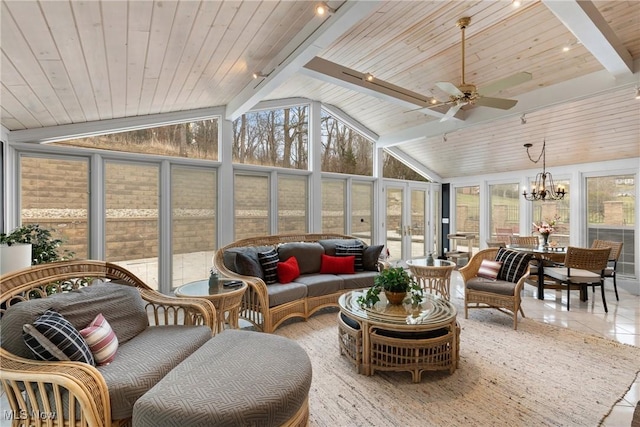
[{"x1": 522, "y1": 140, "x2": 566, "y2": 201}]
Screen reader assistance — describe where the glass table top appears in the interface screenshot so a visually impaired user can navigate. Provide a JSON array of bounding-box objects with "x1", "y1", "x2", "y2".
[{"x1": 339, "y1": 290, "x2": 457, "y2": 326}]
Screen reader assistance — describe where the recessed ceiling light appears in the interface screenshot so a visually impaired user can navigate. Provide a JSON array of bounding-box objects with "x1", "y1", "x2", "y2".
[
  {"x1": 315, "y1": 2, "x2": 335, "y2": 16},
  {"x1": 562, "y1": 46, "x2": 570, "y2": 52},
  {"x1": 512, "y1": 0, "x2": 521, "y2": 7}
]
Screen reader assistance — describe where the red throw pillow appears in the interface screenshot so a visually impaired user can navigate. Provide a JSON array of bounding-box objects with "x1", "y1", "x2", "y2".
[
  {"x1": 277, "y1": 256, "x2": 300, "y2": 284},
  {"x1": 320, "y1": 254, "x2": 355, "y2": 274}
]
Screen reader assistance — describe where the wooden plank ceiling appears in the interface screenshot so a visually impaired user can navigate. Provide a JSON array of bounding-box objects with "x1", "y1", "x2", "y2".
[{"x1": 2, "y1": 0, "x2": 639, "y2": 180}]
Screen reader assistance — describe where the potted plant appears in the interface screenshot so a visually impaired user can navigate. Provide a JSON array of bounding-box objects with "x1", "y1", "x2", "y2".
[
  {"x1": 357, "y1": 266, "x2": 423, "y2": 307},
  {"x1": 0, "y1": 224, "x2": 74, "y2": 271}
]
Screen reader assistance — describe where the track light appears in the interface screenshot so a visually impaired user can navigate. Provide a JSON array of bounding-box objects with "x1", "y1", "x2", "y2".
[
  {"x1": 315, "y1": 2, "x2": 335, "y2": 16},
  {"x1": 252, "y1": 72, "x2": 269, "y2": 79},
  {"x1": 635, "y1": 87, "x2": 640, "y2": 100},
  {"x1": 363, "y1": 73, "x2": 374, "y2": 82},
  {"x1": 520, "y1": 113, "x2": 527, "y2": 125}
]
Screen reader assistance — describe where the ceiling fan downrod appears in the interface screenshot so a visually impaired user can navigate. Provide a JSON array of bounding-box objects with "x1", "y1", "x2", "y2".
[{"x1": 457, "y1": 17, "x2": 471, "y2": 88}]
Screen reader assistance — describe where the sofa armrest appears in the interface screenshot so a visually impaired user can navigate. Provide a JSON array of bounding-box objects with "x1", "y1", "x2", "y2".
[
  {"x1": 0, "y1": 348, "x2": 111, "y2": 427},
  {"x1": 139, "y1": 289, "x2": 216, "y2": 334}
]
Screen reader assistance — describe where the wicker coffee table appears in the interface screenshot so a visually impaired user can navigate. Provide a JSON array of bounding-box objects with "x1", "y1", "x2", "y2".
[{"x1": 338, "y1": 290, "x2": 459, "y2": 382}]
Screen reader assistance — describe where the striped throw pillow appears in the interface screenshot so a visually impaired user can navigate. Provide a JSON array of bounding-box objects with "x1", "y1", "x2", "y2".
[
  {"x1": 80, "y1": 313, "x2": 119, "y2": 366},
  {"x1": 495, "y1": 248, "x2": 532, "y2": 283},
  {"x1": 335, "y1": 242, "x2": 364, "y2": 271},
  {"x1": 23, "y1": 309, "x2": 94, "y2": 365},
  {"x1": 477, "y1": 259, "x2": 502, "y2": 280},
  {"x1": 258, "y1": 248, "x2": 280, "y2": 284}
]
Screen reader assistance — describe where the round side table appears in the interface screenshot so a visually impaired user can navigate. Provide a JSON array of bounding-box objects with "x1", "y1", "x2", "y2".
[
  {"x1": 406, "y1": 258, "x2": 457, "y2": 301},
  {"x1": 175, "y1": 279, "x2": 247, "y2": 333}
]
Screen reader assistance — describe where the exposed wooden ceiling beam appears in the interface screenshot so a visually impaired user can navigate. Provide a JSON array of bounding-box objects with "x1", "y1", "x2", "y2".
[
  {"x1": 542, "y1": 0, "x2": 634, "y2": 77},
  {"x1": 225, "y1": 1, "x2": 379, "y2": 121}
]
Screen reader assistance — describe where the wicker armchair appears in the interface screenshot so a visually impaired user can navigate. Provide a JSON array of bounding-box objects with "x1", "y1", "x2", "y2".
[
  {"x1": 0, "y1": 260, "x2": 216, "y2": 427},
  {"x1": 459, "y1": 248, "x2": 530, "y2": 330}
]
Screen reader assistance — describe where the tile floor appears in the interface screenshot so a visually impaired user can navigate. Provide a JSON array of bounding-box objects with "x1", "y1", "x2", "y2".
[
  {"x1": 1, "y1": 274, "x2": 638, "y2": 426},
  {"x1": 450, "y1": 272, "x2": 640, "y2": 427}
]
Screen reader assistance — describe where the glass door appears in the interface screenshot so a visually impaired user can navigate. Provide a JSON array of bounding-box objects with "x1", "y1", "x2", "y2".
[{"x1": 384, "y1": 182, "x2": 431, "y2": 262}]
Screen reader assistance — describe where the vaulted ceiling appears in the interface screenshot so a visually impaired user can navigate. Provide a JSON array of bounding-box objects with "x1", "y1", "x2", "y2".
[{"x1": 2, "y1": 0, "x2": 639, "y2": 180}]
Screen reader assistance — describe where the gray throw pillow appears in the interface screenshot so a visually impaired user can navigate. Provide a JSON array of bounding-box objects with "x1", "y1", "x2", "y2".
[
  {"x1": 363, "y1": 245, "x2": 384, "y2": 271},
  {"x1": 235, "y1": 252, "x2": 264, "y2": 279}
]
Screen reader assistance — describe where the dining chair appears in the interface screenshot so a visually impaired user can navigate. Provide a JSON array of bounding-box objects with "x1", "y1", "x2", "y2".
[
  {"x1": 543, "y1": 246, "x2": 611, "y2": 312},
  {"x1": 591, "y1": 240, "x2": 623, "y2": 301},
  {"x1": 509, "y1": 236, "x2": 539, "y2": 246},
  {"x1": 509, "y1": 236, "x2": 541, "y2": 284}
]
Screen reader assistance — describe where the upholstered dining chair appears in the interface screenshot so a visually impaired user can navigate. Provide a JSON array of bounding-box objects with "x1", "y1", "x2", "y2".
[
  {"x1": 543, "y1": 246, "x2": 611, "y2": 312},
  {"x1": 591, "y1": 240, "x2": 623, "y2": 301}
]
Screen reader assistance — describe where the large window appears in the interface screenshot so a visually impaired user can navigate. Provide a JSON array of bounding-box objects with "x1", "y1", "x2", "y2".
[
  {"x1": 586, "y1": 174, "x2": 635, "y2": 276},
  {"x1": 234, "y1": 173, "x2": 269, "y2": 240},
  {"x1": 383, "y1": 153, "x2": 428, "y2": 181},
  {"x1": 20, "y1": 155, "x2": 89, "y2": 259},
  {"x1": 532, "y1": 179, "x2": 570, "y2": 247},
  {"x1": 351, "y1": 182, "x2": 373, "y2": 244},
  {"x1": 53, "y1": 119, "x2": 219, "y2": 160},
  {"x1": 171, "y1": 167, "x2": 216, "y2": 288},
  {"x1": 320, "y1": 111, "x2": 373, "y2": 176},
  {"x1": 233, "y1": 106, "x2": 308, "y2": 169},
  {"x1": 454, "y1": 185, "x2": 479, "y2": 253},
  {"x1": 489, "y1": 183, "x2": 520, "y2": 240},
  {"x1": 321, "y1": 180, "x2": 346, "y2": 233},
  {"x1": 106, "y1": 162, "x2": 159, "y2": 288},
  {"x1": 278, "y1": 175, "x2": 308, "y2": 234}
]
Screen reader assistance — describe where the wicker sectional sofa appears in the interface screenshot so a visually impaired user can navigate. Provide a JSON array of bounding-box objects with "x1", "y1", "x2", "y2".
[{"x1": 214, "y1": 233, "x2": 384, "y2": 333}]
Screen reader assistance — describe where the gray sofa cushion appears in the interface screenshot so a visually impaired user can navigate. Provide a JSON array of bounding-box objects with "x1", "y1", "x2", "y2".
[
  {"x1": 277, "y1": 242, "x2": 324, "y2": 274},
  {"x1": 293, "y1": 274, "x2": 343, "y2": 298},
  {"x1": 98, "y1": 325, "x2": 211, "y2": 421},
  {"x1": 339, "y1": 271, "x2": 378, "y2": 290},
  {"x1": 1, "y1": 282, "x2": 148, "y2": 360},
  {"x1": 466, "y1": 277, "x2": 517, "y2": 296},
  {"x1": 267, "y1": 282, "x2": 308, "y2": 307}
]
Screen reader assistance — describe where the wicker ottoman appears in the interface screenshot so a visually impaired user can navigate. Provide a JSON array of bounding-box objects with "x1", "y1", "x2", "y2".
[{"x1": 132, "y1": 330, "x2": 312, "y2": 427}]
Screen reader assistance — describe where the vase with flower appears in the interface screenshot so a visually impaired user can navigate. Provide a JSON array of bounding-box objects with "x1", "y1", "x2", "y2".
[{"x1": 532, "y1": 215, "x2": 560, "y2": 247}]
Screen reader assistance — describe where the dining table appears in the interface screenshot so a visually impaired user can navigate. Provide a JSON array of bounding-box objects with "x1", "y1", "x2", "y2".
[{"x1": 506, "y1": 244, "x2": 569, "y2": 300}]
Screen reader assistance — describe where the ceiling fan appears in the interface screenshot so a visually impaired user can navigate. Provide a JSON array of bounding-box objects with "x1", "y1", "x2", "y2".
[{"x1": 428, "y1": 17, "x2": 532, "y2": 122}]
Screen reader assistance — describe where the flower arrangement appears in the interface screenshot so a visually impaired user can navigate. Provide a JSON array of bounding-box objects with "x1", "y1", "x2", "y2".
[{"x1": 532, "y1": 215, "x2": 560, "y2": 236}]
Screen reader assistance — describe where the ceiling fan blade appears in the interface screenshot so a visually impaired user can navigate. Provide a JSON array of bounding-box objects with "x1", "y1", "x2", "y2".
[
  {"x1": 477, "y1": 72, "x2": 532, "y2": 96},
  {"x1": 475, "y1": 96, "x2": 518, "y2": 110},
  {"x1": 435, "y1": 81, "x2": 464, "y2": 97},
  {"x1": 439, "y1": 103, "x2": 463, "y2": 122}
]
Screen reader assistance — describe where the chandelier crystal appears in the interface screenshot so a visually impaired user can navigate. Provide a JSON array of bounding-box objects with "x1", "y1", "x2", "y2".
[{"x1": 522, "y1": 140, "x2": 566, "y2": 201}]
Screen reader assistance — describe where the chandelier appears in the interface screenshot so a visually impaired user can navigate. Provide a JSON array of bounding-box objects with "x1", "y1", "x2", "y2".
[{"x1": 522, "y1": 139, "x2": 566, "y2": 201}]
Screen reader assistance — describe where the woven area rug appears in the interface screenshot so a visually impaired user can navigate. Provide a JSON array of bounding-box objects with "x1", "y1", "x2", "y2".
[{"x1": 275, "y1": 305, "x2": 640, "y2": 426}]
